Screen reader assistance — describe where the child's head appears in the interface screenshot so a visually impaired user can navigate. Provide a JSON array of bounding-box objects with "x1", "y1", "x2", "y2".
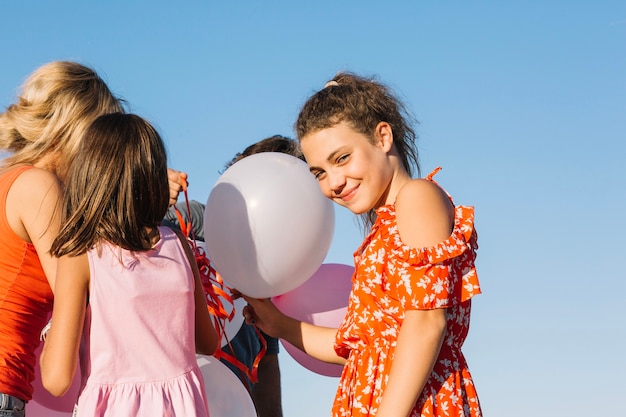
[
  {"x1": 295, "y1": 72, "x2": 420, "y2": 178},
  {"x1": 51, "y1": 113, "x2": 169, "y2": 257},
  {"x1": 0, "y1": 61, "x2": 124, "y2": 179},
  {"x1": 223, "y1": 134, "x2": 304, "y2": 171},
  {"x1": 295, "y1": 72, "x2": 420, "y2": 228}
]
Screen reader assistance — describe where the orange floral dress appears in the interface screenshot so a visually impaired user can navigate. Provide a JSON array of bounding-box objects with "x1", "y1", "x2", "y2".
[{"x1": 332, "y1": 170, "x2": 482, "y2": 417}]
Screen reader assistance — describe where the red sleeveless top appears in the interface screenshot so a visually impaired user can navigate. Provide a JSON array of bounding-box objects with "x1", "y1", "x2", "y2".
[{"x1": 0, "y1": 166, "x2": 54, "y2": 401}]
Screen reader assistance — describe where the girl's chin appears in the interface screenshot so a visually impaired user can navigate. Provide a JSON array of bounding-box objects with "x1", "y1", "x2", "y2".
[{"x1": 336, "y1": 200, "x2": 368, "y2": 215}]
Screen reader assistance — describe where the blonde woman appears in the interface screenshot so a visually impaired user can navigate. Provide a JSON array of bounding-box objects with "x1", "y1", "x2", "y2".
[{"x1": 0, "y1": 61, "x2": 123, "y2": 416}]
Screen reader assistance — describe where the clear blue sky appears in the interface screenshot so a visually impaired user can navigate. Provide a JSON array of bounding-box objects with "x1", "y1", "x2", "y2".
[{"x1": 2, "y1": 1, "x2": 625, "y2": 416}]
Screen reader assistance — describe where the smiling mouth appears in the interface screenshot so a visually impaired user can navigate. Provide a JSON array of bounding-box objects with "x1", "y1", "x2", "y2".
[{"x1": 337, "y1": 185, "x2": 358, "y2": 202}]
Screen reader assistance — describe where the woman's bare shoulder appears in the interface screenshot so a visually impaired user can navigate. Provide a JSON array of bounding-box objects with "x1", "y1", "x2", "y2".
[{"x1": 395, "y1": 179, "x2": 454, "y2": 248}]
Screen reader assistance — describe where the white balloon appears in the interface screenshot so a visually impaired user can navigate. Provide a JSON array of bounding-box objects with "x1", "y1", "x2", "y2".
[
  {"x1": 215, "y1": 294, "x2": 246, "y2": 348},
  {"x1": 196, "y1": 354, "x2": 256, "y2": 417},
  {"x1": 204, "y1": 152, "x2": 334, "y2": 298}
]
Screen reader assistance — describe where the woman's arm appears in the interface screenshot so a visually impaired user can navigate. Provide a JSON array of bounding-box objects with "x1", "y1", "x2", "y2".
[
  {"x1": 192, "y1": 264, "x2": 219, "y2": 355},
  {"x1": 174, "y1": 229, "x2": 219, "y2": 355},
  {"x1": 40, "y1": 254, "x2": 89, "y2": 396},
  {"x1": 374, "y1": 178, "x2": 454, "y2": 417},
  {"x1": 7, "y1": 167, "x2": 63, "y2": 290},
  {"x1": 376, "y1": 308, "x2": 446, "y2": 417},
  {"x1": 251, "y1": 351, "x2": 283, "y2": 417}
]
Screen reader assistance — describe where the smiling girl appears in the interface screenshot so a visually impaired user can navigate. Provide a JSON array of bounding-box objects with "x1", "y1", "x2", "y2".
[{"x1": 241, "y1": 72, "x2": 482, "y2": 417}]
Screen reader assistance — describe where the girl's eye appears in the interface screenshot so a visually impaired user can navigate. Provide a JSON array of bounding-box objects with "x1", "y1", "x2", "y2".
[
  {"x1": 337, "y1": 154, "x2": 349, "y2": 163},
  {"x1": 312, "y1": 170, "x2": 326, "y2": 180}
]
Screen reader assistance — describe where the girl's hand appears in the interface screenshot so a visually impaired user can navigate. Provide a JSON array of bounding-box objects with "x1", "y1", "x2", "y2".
[
  {"x1": 237, "y1": 293, "x2": 285, "y2": 339},
  {"x1": 236, "y1": 289, "x2": 345, "y2": 365},
  {"x1": 167, "y1": 168, "x2": 188, "y2": 206}
]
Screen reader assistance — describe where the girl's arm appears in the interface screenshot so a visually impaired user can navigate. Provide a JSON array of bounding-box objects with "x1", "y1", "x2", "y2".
[
  {"x1": 376, "y1": 309, "x2": 447, "y2": 417},
  {"x1": 192, "y1": 263, "x2": 219, "y2": 355},
  {"x1": 7, "y1": 167, "x2": 63, "y2": 290},
  {"x1": 174, "y1": 229, "x2": 219, "y2": 355},
  {"x1": 375, "y1": 178, "x2": 453, "y2": 417},
  {"x1": 40, "y1": 253, "x2": 89, "y2": 397},
  {"x1": 241, "y1": 296, "x2": 345, "y2": 365}
]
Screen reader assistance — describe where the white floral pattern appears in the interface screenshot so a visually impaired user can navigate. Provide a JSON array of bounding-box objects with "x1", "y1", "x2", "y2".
[{"x1": 332, "y1": 173, "x2": 482, "y2": 417}]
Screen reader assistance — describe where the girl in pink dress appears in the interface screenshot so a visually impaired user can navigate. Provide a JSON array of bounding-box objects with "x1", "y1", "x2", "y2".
[
  {"x1": 40, "y1": 113, "x2": 218, "y2": 417},
  {"x1": 241, "y1": 72, "x2": 482, "y2": 416}
]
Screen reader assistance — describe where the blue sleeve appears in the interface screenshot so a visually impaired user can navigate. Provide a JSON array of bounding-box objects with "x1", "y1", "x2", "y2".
[{"x1": 162, "y1": 200, "x2": 206, "y2": 241}]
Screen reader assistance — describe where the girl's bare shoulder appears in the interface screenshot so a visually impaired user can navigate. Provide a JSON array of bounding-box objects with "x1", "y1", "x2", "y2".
[
  {"x1": 395, "y1": 179, "x2": 454, "y2": 248},
  {"x1": 12, "y1": 166, "x2": 62, "y2": 194}
]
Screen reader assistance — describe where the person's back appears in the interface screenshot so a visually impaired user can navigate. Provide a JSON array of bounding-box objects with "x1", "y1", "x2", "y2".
[
  {"x1": 0, "y1": 166, "x2": 53, "y2": 405},
  {"x1": 77, "y1": 226, "x2": 208, "y2": 416}
]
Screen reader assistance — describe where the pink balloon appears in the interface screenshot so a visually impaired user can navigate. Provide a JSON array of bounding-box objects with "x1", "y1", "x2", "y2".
[
  {"x1": 272, "y1": 263, "x2": 353, "y2": 377},
  {"x1": 30, "y1": 332, "x2": 80, "y2": 416},
  {"x1": 27, "y1": 401, "x2": 74, "y2": 417}
]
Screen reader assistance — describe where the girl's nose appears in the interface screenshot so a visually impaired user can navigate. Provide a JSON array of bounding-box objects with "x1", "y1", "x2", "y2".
[{"x1": 327, "y1": 170, "x2": 346, "y2": 196}]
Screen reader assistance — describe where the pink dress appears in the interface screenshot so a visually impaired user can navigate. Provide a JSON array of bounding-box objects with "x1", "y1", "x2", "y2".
[{"x1": 74, "y1": 226, "x2": 209, "y2": 417}]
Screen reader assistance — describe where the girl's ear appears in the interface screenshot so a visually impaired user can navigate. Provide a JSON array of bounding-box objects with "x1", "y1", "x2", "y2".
[{"x1": 374, "y1": 122, "x2": 394, "y2": 153}]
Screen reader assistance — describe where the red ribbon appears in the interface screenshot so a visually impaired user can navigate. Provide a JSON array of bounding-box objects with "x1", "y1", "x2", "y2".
[{"x1": 172, "y1": 184, "x2": 266, "y2": 387}]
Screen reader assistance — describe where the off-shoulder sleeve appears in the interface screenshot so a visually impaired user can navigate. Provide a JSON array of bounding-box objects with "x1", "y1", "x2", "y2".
[{"x1": 379, "y1": 205, "x2": 480, "y2": 310}]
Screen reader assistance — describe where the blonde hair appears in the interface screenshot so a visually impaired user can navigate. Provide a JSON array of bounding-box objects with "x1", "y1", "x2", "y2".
[{"x1": 0, "y1": 61, "x2": 123, "y2": 173}]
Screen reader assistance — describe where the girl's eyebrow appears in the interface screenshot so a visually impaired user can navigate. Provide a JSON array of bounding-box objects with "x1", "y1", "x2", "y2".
[{"x1": 308, "y1": 148, "x2": 343, "y2": 173}]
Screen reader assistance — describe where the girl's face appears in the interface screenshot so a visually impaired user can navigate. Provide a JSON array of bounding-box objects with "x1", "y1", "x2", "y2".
[{"x1": 301, "y1": 121, "x2": 395, "y2": 214}]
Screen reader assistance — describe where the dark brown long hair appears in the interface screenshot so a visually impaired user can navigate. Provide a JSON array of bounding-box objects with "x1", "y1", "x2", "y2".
[{"x1": 51, "y1": 113, "x2": 169, "y2": 256}]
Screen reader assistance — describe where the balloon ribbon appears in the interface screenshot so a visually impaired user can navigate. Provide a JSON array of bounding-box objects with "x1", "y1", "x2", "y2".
[{"x1": 173, "y1": 182, "x2": 266, "y2": 386}]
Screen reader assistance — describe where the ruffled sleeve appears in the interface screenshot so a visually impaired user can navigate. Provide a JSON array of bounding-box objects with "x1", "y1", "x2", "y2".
[{"x1": 377, "y1": 204, "x2": 480, "y2": 310}]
